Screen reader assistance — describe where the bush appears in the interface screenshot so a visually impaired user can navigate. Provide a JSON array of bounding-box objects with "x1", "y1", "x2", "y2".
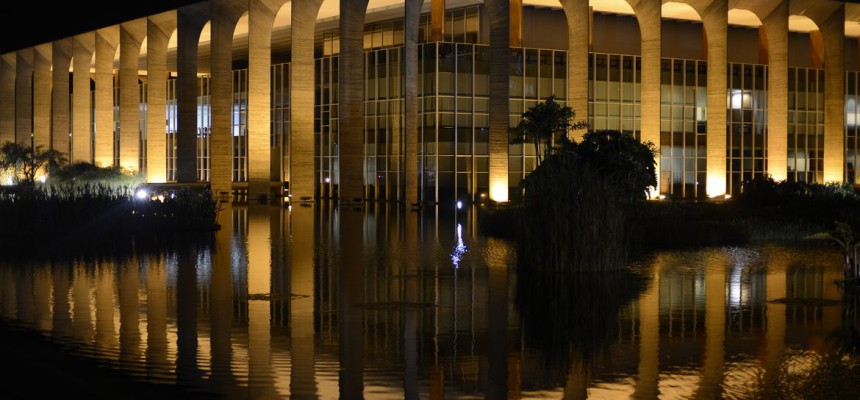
[{"x1": 518, "y1": 130, "x2": 656, "y2": 272}]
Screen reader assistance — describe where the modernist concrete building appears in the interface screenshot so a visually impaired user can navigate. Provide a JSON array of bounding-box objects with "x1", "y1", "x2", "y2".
[{"x1": 3, "y1": 0, "x2": 860, "y2": 203}]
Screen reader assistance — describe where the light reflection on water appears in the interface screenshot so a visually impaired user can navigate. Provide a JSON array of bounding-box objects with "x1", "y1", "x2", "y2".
[{"x1": 0, "y1": 203, "x2": 851, "y2": 399}]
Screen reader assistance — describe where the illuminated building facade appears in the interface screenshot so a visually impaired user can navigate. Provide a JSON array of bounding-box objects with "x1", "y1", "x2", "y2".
[{"x1": 2, "y1": 0, "x2": 860, "y2": 202}]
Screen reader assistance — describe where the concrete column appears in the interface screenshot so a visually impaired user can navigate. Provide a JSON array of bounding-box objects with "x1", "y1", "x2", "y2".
[
  {"x1": 176, "y1": 3, "x2": 209, "y2": 183},
  {"x1": 821, "y1": 6, "x2": 845, "y2": 182},
  {"x1": 0, "y1": 54, "x2": 14, "y2": 145},
  {"x1": 72, "y1": 33, "x2": 95, "y2": 163},
  {"x1": 147, "y1": 12, "x2": 177, "y2": 183},
  {"x1": 431, "y1": 0, "x2": 445, "y2": 41},
  {"x1": 338, "y1": 0, "x2": 370, "y2": 203},
  {"x1": 248, "y1": 0, "x2": 286, "y2": 201},
  {"x1": 15, "y1": 48, "x2": 33, "y2": 145},
  {"x1": 209, "y1": 0, "x2": 246, "y2": 198},
  {"x1": 763, "y1": 2, "x2": 788, "y2": 181},
  {"x1": 120, "y1": 20, "x2": 146, "y2": 172},
  {"x1": 561, "y1": 0, "x2": 589, "y2": 138},
  {"x1": 290, "y1": 206, "x2": 318, "y2": 397},
  {"x1": 33, "y1": 45, "x2": 52, "y2": 151},
  {"x1": 630, "y1": 0, "x2": 661, "y2": 195},
  {"x1": 701, "y1": 0, "x2": 729, "y2": 197},
  {"x1": 487, "y1": 0, "x2": 510, "y2": 202},
  {"x1": 404, "y1": 0, "x2": 423, "y2": 206},
  {"x1": 290, "y1": 0, "x2": 324, "y2": 202},
  {"x1": 94, "y1": 27, "x2": 119, "y2": 168},
  {"x1": 52, "y1": 39, "x2": 73, "y2": 156},
  {"x1": 809, "y1": 30, "x2": 824, "y2": 69}
]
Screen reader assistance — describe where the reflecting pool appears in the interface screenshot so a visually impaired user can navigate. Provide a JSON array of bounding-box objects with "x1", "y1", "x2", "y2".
[{"x1": 0, "y1": 204, "x2": 855, "y2": 399}]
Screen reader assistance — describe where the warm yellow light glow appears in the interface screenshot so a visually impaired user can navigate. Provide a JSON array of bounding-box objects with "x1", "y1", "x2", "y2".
[
  {"x1": 38, "y1": 175, "x2": 46, "y2": 183},
  {"x1": 490, "y1": 181, "x2": 508, "y2": 203},
  {"x1": 724, "y1": 194, "x2": 732, "y2": 200},
  {"x1": 706, "y1": 175, "x2": 726, "y2": 199}
]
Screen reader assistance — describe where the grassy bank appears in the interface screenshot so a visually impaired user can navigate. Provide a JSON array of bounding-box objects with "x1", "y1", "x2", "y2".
[{"x1": 0, "y1": 185, "x2": 219, "y2": 254}]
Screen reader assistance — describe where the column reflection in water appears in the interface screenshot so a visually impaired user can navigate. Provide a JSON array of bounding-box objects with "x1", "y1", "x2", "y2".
[
  {"x1": 403, "y1": 211, "x2": 419, "y2": 400},
  {"x1": 52, "y1": 262, "x2": 73, "y2": 338},
  {"x1": 0, "y1": 267, "x2": 16, "y2": 319},
  {"x1": 247, "y1": 205, "x2": 276, "y2": 397},
  {"x1": 94, "y1": 261, "x2": 117, "y2": 352},
  {"x1": 146, "y1": 253, "x2": 170, "y2": 380},
  {"x1": 16, "y1": 266, "x2": 34, "y2": 327},
  {"x1": 485, "y1": 237, "x2": 509, "y2": 400},
  {"x1": 119, "y1": 258, "x2": 141, "y2": 366},
  {"x1": 291, "y1": 203, "x2": 318, "y2": 398},
  {"x1": 696, "y1": 250, "x2": 727, "y2": 398},
  {"x1": 764, "y1": 250, "x2": 787, "y2": 386},
  {"x1": 176, "y1": 235, "x2": 201, "y2": 385},
  {"x1": 634, "y1": 260, "x2": 661, "y2": 399},
  {"x1": 209, "y1": 203, "x2": 234, "y2": 391},
  {"x1": 339, "y1": 205, "x2": 366, "y2": 399},
  {"x1": 72, "y1": 262, "x2": 94, "y2": 343},
  {"x1": 32, "y1": 264, "x2": 53, "y2": 332}
]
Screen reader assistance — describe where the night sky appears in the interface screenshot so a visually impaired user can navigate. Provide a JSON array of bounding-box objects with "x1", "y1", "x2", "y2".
[
  {"x1": 0, "y1": 1, "x2": 203, "y2": 55},
  {"x1": 3, "y1": 0, "x2": 860, "y2": 55}
]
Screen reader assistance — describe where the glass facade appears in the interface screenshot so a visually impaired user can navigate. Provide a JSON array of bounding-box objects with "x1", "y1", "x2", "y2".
[
  {"x1": 660, "y1": 58, "x2": 707, "y2": 199},
  {"x1": 232, "y1": 68, "x2": 249, "y2": 183},
  {"x1": 166, "y1": 77, "x2": 177, "y2": 181},
  {"x1": 587, "y1": 53, "x2": 640, "y2": 139},
  {"x1": 197, "y1": 76, "x2": 212, "y2": 182},
  {"x1": 271, "y1": 62, "x2": 290, "y2": 184},
  {"x1": 846, "y1": 71, "x2": 860, "y2": 184},
  {"x1": 726, "y1": 63, "x2": 767, "y2": 195},
  {"x1": 509, "y1": 48, "x2": 568, "y2": 192},
  {"x1": 314, "y1": 55, "x2": 339, "y2": 198},
  {"x1": 787, "y1": 67, "x2": 824, "y2": 183}
]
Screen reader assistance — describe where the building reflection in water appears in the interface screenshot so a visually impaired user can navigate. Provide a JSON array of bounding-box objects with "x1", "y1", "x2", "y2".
[{"x1": 0, "y1": 205, "x2": 852, "y2": 398}]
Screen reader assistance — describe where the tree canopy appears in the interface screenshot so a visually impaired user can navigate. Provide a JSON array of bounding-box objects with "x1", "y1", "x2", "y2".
[
  {"x1": 510, "y1": 96, "x2": 588, "y2": 166},
  {"x1": 0, "y1": 142, "x2": 66, "y2": 185}
]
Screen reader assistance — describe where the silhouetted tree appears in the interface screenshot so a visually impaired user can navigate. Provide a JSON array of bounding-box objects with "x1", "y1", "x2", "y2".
[{"x1": 510, "y1": 96, "x2": 587, "y2": 166}]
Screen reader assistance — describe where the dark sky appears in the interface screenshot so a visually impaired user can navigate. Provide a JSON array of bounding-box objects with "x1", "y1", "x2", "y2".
[
  {"x1": 4, "y1": 0, "x2": 860, "y2": 55},
  {"x1": 0, "y1": 1, "x2": 203, "y2": 54}
]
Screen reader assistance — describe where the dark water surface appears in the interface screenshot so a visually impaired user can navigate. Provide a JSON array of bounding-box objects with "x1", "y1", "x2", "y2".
[{"x1": 0, "y1": 204, "x2": 852, "y2": 399}]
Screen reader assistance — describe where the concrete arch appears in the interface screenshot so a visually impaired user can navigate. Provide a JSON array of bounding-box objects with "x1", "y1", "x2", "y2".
[
  {"x1": 52, "y1": 38, "x2": 73, "y2": 156},
  {"x1": 247, "y1": 0, "x2": 289, "y2": 200},
  {"x1": 485, "y1": 0, "x2": 512, "y2": 203},
  {"x1": 176, "y1": 2, "x2": 210, "y2": 183},
  {"x1": 0, "y1": 53, "x2": 14, "y2": 146},
  {"x1": 664, "y1": 0, "x2": 728, "y2": 197},
  {"x1": 730, "y1": 0, "x2": 789, "y2": 182},
  {"x1": 16, "y1": 48, "x2": 33, "y2": 146},
  {"x1": 146, "y1": 10, "x2": 177, "y2": 183},
  {"x1": 120, "y1": 19, "x2": 147, "y2": 172},
  {"x1": 209, "y1": 0, "x2": 247, "y2": 197},
  {"x1": 790, "y1": 0, "x2": 845, "y2": 182},
  {"x1": 94, "y1": 26, "x2": 119, "y2": 167}
]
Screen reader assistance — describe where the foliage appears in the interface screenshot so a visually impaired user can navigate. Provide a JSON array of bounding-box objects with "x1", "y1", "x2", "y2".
[
  {"x1": 510, "y1": 96, "x2": 588, "y2": 166},
  {"x1": 518, "y1": 130, "x2": 656, "y2": 272},
  {"x1": 50, "y1": 162, "x2": 143, "y2": 189},
  {"x1": 0, "y1": 141, "x2": 66, "y2": 184},
  {"x1": 806, "y1": 221, "x2": 860, "y2": 282}
]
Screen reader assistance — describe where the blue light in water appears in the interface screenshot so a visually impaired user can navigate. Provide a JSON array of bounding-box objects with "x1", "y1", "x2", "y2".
[
  {"x1": 451, "y1": 223, "x2": 467, "y2": 269},
  {"x1": 456, "y1": 201, "x2": 463, "y2": 209}
]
